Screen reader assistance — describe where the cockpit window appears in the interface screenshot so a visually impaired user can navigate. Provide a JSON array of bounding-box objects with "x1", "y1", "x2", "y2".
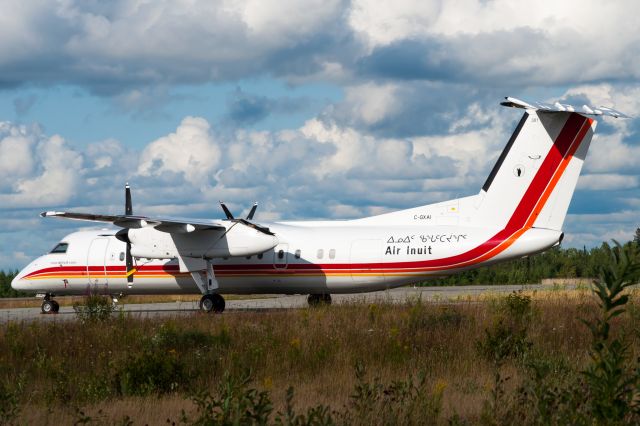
[{"x1": 50, "y1": 243, "x2": 68, "y2": 254}]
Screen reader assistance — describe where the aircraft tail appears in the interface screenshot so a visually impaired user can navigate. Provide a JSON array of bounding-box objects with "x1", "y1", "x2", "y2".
[{"x1": 476, "y1": 106, "x2": 597, "y2": 232}]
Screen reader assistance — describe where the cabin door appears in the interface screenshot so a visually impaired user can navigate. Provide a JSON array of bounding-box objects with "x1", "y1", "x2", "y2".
[{"x1": 86, "y1": 238, "x2": 109, "y2": 287}]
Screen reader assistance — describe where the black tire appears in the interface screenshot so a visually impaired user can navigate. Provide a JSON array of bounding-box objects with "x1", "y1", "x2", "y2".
[
  {"x1": 200, "y1": 294, "x2": 225, "y2": 313},
  {"x1": 41, "y1": 300, "x2": 54, "y2": 314},
  {"x1": 212, "y1": 294, "x2": 225, "y2": 313},
  {"x1": 51, "y1": 301, "x2": 60, "y2": 313},
  {"x1": 322, "y1": 294, "x2": 332, "y2": 305}
]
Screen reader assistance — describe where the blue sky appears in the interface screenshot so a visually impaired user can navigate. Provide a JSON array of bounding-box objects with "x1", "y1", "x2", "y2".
[{"x1": 1, "y1": 0, "x2": 639, "y2": 270}]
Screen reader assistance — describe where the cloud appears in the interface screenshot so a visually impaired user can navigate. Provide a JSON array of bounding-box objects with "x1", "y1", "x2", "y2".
[
  {"x1": 224, "y1": 87, "x2": 314, "y2": 126},
  {"x1": 350, "y1": 1, "x2": 640, "y2": 85},
  {"x1": 138, "y1": 116, "x2": 222, "y2": 188},
  {"x1": 0, "y1": 122, "x2": 83, "y2": 208},
  {"x1": 577, "y1": 174, "x2": 639, "y2": 191},
  {"x1": 2, "y1": 0, "x2": 640, "y2": 95}
]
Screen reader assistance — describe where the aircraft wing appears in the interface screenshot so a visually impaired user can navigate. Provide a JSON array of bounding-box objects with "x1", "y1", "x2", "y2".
[{"x1": 40, "y1": 211, "x2": 226, "y2": 233}]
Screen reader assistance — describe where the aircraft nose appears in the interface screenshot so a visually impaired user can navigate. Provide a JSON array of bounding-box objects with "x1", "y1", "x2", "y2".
[{"x1": 11, "y1": 271, "x2": 28, "y2": 291}]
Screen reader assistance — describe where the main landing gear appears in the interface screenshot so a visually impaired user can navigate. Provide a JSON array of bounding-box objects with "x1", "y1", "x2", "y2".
[
  {"x1": 199, "y1": 294, "x2": 225, "y2": 313},
  {"x1": 307, "y1": 293, "x2": 332, "y2": 307},
  {"x1": 41, "y1": 294, "x2": 60, "y2": 314}
]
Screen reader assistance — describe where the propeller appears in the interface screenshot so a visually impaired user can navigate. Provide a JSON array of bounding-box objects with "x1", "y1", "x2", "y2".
[
  {"x1": 219, "y1": 201, "x2": 274, "y2": 235},
  {"x1": 116, "y1": 183, "x2": 135, "y2": 286}
]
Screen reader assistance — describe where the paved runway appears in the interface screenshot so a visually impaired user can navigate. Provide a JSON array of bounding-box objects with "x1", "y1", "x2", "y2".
[{"x1": 0, "y1": 284, "x2": 558, "y2": 323}]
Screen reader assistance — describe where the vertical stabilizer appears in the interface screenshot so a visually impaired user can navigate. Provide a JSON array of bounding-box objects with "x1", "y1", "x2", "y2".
[{"x1": 476, "y1": 111, "x2": 595, "y2": 232}]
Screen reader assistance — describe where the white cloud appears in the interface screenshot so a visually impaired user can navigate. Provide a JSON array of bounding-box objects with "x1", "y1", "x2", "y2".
[
  {"x1": 239, "y1": 0, "x2": 344, "y2": 46},
  {"x1": 349, "y1": 0, "x2": 442, "y2": 49},
  {"x1": 343, "y1": 82, "x2": 400, "y2": 125},
  {"x1": 0, "y1": 124, "x2": 83, "y2": 208},
  {"x1": 2, "y1": 0, "x2": 639, "y2": 92},
  {"x1": 138, "y1": 116, "x2": 222, "y2": 187},
  {"x1": 0, "y1": 122, "x2": 38, "y2": 186},
  {"x1": 577, "y1": 174, "x2": 639, "y2": 191}
]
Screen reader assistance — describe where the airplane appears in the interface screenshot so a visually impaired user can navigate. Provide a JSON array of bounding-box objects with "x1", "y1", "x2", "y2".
[{"x1": 11, "y1": 97, "x2": 629, "y2": 314}]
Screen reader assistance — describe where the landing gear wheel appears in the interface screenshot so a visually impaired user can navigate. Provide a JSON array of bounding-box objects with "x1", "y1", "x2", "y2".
[
  {"x1": 51, "y1": 301, "x2": 60, "y2": 313},
  {"x1": 308, "y1": 294, "x2": 331, "y2": 307},
  {"x1": 41, "y1": 300, "x2": 55, "y2": 314},
  {"x1": 199, "y1": 294, "x2": 225, "y2": 313}
]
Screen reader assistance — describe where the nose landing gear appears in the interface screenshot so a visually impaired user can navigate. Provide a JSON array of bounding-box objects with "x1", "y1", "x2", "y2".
[
  {"x1": 199, "y1": 294, "x2": 225, "y2": 313},
  {"x1": 40, "y1": 294, "x2": 60, "y2": 314}
]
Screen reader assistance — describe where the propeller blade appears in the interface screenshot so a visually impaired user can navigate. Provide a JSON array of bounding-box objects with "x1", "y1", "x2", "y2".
[
  {"x1": 238, "y1": 219, "x2": 275, "y2": 236},
  {"x1": 246, "y1": 202, "x2": 258, "y2": 220},
  {"x1": 220, "y1": 201, "x2": 234, "y2": 220},
  {"x1": 125, "y1": 183, "x2": 133, "y2": 215},
  {"x1": 126, "y1": 243, "x2": 134, "y2": 284},
  {"x1": 116, "y1": 229, "x2": 135, "y2": 285}
]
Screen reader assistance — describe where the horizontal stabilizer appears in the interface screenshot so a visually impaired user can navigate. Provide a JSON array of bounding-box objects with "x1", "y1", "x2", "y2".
[{"x1": 501, "y1": 96, "x2": 629, "y2": 118}]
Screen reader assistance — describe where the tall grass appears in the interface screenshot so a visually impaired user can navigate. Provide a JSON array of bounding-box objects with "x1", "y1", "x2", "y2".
[{"x1": 0, "y1": 282, "x2": 639, "y2": 423}]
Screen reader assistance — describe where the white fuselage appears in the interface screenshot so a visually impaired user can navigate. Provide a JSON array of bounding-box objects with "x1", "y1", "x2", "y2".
[{"x1": 12, "y1": 203, "x2": 562, "y2": 296}]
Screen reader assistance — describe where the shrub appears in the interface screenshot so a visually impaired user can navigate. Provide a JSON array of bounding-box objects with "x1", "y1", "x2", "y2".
[
  {"x1": 0, "y1": 380, "x2": 19, "y2": 425},
  {"x1": 117, "y1": 349, "x2": 186, "y2": 396},
  {"x1": 340, "y1": 361, "x2": 444, "y2": 426},
  {"x1": 182, "y1": 371, "x2": 273, "y2": 425},
  {"x1": 514, "y1": 241, "x2": 640, "y2": 425},
  {"x1": 73, "y1": 294, "x2": 115, "y2": 323}
]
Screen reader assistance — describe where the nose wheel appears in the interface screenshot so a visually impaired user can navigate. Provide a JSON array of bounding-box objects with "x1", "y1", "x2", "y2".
[
  {"x1": 308, "y1": 294, "x2": 332, "y2": 307},
  {"x1": 41, "y1": 297, "x2": 60, "y2": 314},
  {"x1": 199, "y1": 294, "x2": 225, "y2": 313}
]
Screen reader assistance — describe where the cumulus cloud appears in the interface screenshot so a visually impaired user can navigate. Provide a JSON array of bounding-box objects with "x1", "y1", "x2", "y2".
[
  {"x1": 2, "y1": 0, "x2": 640, "y2": 93},
  {"x1": 0, "y1": 123, "x2": 83, "y2": 208},
  {"x1": 138, "y1": 117, "x2": 222, "y2": 187}
]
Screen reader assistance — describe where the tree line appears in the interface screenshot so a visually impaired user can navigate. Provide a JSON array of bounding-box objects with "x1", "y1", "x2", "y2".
[
  {"x1": 0, "y1": 270, "x2": 25, "y2": 297},
  {"x1": 1, "y1": 229, "x2": 638, "y2": 296},
  {"x1": 427, "y1": 228, "x2": 640, "y2": 286}
]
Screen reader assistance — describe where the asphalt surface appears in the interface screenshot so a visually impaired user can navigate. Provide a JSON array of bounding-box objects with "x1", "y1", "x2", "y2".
[{"x1": 0, "y1": 284, "x2": 561, "y2": 323}]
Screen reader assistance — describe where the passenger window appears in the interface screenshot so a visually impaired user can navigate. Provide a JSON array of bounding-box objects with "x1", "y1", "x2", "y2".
[
  {"x1": 317, "y1": 249, "x2": 324, "y2": 259},
  {"x1": 119, "y1": 252, "x2": 125, "y2": 261},
  {"x1": 329, "y1": 249, "x2": 336, "y2": 259},
  {"x1": 50, "y1": 243, "x2": 68, "y2": 254},
  {"x1": 295, "y1": 249, "x2": 301, "y2": 259},
  {"x1": 278, "y1": 250, "x2": 284, "y2": 259}
]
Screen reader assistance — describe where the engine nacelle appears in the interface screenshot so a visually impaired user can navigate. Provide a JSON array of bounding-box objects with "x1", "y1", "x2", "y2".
[{"x1": 128, "y1": 224, "x2": 278, "y2": 259}]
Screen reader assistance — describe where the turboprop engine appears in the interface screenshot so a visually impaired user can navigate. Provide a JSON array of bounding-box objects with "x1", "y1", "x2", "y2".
[{"x1": 117, "y1": 224, "x2": 278, "y2": 260}]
